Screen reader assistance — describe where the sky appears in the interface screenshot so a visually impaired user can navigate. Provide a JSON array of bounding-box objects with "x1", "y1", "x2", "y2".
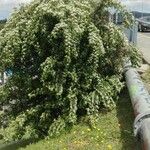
[
  {"x1": 0, "y1": 0, "x2": 32, "y2": 19},
  {"x1": 0, "y1": 0, "x2": 150, "y2": 19},
  {"x1": 121, "y1": 0, "x2": 150, "y2": 13}
]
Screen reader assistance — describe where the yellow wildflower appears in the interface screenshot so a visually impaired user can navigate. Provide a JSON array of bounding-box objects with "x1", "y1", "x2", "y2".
[
  {"x1": 107, "y1": 144, "x2": 112, "y2": 150},
  {"x1": 87, "y1": 128, "x2": 91, "y2": 131}
]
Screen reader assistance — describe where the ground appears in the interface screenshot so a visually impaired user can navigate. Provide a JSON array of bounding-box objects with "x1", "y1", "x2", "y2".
[
  {"x1": 137, "y1": 31, "x2": 150, "y2": 91},
  {"x1": 142, "y1": 68, "x2": 150, "y2": 92},
  {"x1": 137, "y1": 32, "x2": 150, "y2": 64},
  {"x1": 0, "y1": 90, "x2": 136, "y2": 150}
]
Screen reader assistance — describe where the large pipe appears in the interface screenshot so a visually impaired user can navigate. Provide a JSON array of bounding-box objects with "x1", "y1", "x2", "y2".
[{"x1": 124, "y1": 59, "x2": 150, "y2": 150}]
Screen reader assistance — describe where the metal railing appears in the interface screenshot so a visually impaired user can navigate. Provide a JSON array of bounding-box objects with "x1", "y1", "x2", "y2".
[{"x1": 124, "y1": 22, "x2": 138, "y2": 44}]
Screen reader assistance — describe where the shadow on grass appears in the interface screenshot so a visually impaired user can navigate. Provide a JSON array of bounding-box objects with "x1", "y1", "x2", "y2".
[
  {"x1": 0, "y1": 138, "x2": 39, "y2": 150},
  {"x1": 116, "y1": 88, "x2": 137, "y2": 150}
]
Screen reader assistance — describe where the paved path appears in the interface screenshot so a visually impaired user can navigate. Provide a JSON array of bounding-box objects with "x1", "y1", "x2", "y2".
[{"x1": 137, "y1": 32, "x2": 150, "y2": 64}]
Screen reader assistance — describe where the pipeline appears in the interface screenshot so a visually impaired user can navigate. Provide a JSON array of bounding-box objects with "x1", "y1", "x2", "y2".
[{"x1": 124, "y1": 59, "x2": 150, "y2": 150}]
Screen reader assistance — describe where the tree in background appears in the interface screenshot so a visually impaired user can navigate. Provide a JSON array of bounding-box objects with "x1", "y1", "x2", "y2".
[
  {"x1": 0, "y1": 19, "x2": 7, "y2": 30},
  {"x1": 0, "y1": 0, "x2": 141, "y2": 141}
]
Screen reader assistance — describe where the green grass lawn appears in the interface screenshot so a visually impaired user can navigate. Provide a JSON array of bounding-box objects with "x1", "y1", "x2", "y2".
[
  {"x1": 0, "y1": 140, "x2": 4, "y2": 145},
  {"x1": 0, "y1": 90, "x2": 136, "y2": 150}
]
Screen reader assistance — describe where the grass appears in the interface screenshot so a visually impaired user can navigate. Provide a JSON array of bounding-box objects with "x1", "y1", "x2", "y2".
[
  {"x1": 0, "y1": 140, "x2": 4, "y2": 145},
  {"x1": 142, "y1": 69, "x2": 150, "y2": 86},
  {"x1": 141, "y1": 68, "x2": 150, "y2": 98},
  {"x1": 0, "y1": 90, "x2": 136, "y2": 150}
]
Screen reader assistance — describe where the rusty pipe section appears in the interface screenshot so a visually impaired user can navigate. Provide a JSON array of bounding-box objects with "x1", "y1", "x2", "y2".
[{"x1": 124, "y1": 60, "x2": 150, "y2": 150}]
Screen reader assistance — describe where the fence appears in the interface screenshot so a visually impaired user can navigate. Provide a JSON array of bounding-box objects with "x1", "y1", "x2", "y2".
[{"x1": 124, "y1": 22, "x2": 138, "y2": 44}]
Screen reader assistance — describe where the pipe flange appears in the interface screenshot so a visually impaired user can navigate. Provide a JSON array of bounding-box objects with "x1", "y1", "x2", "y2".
[{"x1": 134, "y1": 111, "x2": 150, "y2": 137}]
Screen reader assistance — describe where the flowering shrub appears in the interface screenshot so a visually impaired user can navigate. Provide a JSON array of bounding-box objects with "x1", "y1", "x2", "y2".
[
  {"x1": 0, "y1": 0, "x2": 141, "y2": 141},
  {"x1": 0, "y1": 19, "x2": 6, "y2": 31}
]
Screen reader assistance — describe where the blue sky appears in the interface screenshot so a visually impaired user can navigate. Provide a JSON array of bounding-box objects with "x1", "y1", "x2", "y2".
[{"x1": 0, "y1": 0, "x2": 150, "y2": 20}]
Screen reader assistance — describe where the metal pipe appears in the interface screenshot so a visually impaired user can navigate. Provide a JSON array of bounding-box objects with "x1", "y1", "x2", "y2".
[{"x1": 124, "y1": 59, "x2": 150, "y2": 150}]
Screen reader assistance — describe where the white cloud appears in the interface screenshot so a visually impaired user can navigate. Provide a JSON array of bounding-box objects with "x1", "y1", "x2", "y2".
[
  {"x1": 120, "y1": 0, "x2": 150, "y2": 12},
  {"x1": 0, "y1": 0, "x2": 31, "y2": 5},
  {"x1": 0, "y1": 0, "x2": 32, "y2": 19},
  {"x1": 121, "y1": 0, "x2": 148, "y2": 2}
]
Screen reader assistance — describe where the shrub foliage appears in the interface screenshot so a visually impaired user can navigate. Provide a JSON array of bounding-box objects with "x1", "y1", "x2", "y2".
[{"x1": 0, "y1": 0, "x2": 141, "y2": 141}]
